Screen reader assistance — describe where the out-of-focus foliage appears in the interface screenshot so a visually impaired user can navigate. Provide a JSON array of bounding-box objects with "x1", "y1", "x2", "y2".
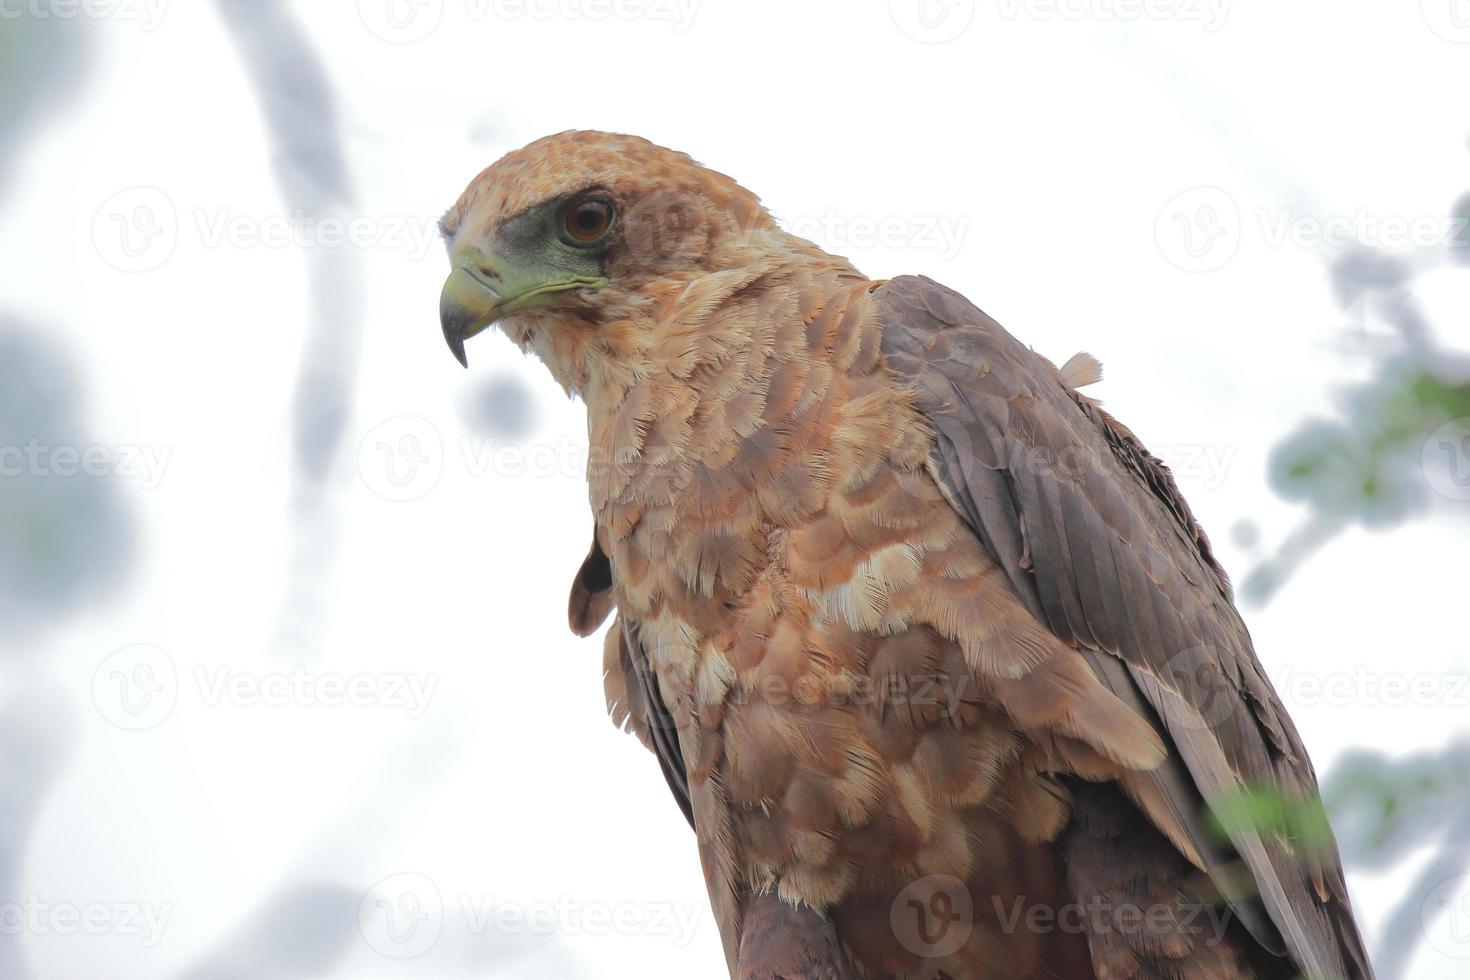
[
  {"x1": 460, "y1": 373, "x2": 539, "y2": 441},
  {"x1": 0, "y1": 19, "x2": 129, "y2": 640},
  {"x1": 212, "y1": 0, "x2": 367, "y2": 662},
  {"x1": 1264, "y1": 354, "x2": 1470, "y2": 527},
  {"x1": 1325, "y1": 744, "x2": 1470, "y2": 872},
  {"x1": 0, "y1": 19, "x2": 101, "y2": 980},
  {"x1": 0, "y1": 14, "x2": 91, "y2": 204},
  {"x1": 1208, "y1": 784, "x2": 1334, "y2": 857},
  {"x1": 0, "y1": 326, "x2": 135, "y2": 637},
  {"x1": 180, "y1": 883, "x2": 360, "y2": 980},
  {"x1": 215, "y1": 0, "x2": 362, "y2": 488},
  {"x1": 1244, "y1": 242, "x2": 1470, "y2": 605},
  {"x1": 1208, "y1": 748, "x2": 1470, "y2": 979},
  {"x1": 0, "y1": 689, "x2": 73, "y2": 980},
  {"x1": 1243, "y1": 175, "x2": 1470, "y2": 979},
  {"x1": 1326, "y1": 744, "x2": 1470, "y2": 978},
  {"x1": 1453, "y1": 193, "x2": 1470, "y2": 263}
]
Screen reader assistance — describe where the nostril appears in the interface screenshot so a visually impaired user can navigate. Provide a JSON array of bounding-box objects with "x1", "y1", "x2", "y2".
[
  {"x1": 452, "y1": 248, "x2": 504, "y2": 287},
  {"x1": 459, "y1": 263, "x2": 503, "y2": 294}
]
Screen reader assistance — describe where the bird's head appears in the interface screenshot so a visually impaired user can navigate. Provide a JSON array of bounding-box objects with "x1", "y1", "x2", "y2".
[{"x1": 438, "y1": 131, "x2": 779, "y2": 389}]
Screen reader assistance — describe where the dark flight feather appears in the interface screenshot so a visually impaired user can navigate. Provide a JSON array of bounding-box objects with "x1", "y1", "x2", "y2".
[{"x1": 875, "y1": 275, "x2": 1373, "y2": 980}]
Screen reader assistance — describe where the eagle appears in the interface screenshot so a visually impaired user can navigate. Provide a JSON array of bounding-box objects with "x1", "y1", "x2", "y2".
[{"x1": 437, "y1": 131, "x2": 1372, "y2": 980}]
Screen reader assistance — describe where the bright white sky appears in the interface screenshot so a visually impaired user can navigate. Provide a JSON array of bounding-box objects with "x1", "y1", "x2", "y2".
[{"x1": 4, "y1": 2, "x2": 1470, "y2": 977}]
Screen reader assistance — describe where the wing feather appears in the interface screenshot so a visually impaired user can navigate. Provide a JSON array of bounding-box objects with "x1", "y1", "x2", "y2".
[
  {"x1": 571, "y1": 534, "x2": 695, "y2": 829},
  {"x1": 875, "y1": 275, "x2": 1372, "y2": 980},
  {"x1": 619, "y1": 616, "x2": 694, "y2": 828}
]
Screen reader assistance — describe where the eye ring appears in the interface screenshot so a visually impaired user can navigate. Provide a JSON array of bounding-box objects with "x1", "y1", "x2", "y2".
[{"x1": 561, "y1": 197, "x2": 615, "y2": 245}]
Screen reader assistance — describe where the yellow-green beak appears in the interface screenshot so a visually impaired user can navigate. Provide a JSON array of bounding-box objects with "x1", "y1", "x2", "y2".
[
  {"x1": 440, "y1": 250, "x2": 505, "y2": 369},
  {"x1": 439, "y1": 247, "x2": 608, "y2": 368}
]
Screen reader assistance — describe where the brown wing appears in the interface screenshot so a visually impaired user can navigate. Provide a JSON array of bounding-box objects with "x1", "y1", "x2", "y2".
[
  {"x1": 875, "y1": 275, "x2": 1372, "y2": 980},
  {"x1": 568, "y1": 530, "x2": 617, "y2": 638},
  {"x1": 570, "y1": 533, "x2": 694, "y2": 828},
  {"x1": 735, "y1": 893, "x2": 862, "y2": 980}
]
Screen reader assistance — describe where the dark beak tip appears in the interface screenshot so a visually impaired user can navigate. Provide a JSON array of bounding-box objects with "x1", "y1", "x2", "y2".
[
  {"x1": 440, "y1": 264, "x2": 501, "y2": 370},
  {"x1": 447, "y1": 335, "x2": 469, "y2": 369},
  {"x1": 441, "y1": 307, "x2": 471, "y2": 369}
]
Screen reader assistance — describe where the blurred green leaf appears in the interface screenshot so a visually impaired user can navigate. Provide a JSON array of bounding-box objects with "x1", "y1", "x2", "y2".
[
  {"x1": 1208, "y1": 784, "x2": 1335, "y2": 857},
  {"x1": 0, "y1": 15, "x2": 92, "y2": 192}
]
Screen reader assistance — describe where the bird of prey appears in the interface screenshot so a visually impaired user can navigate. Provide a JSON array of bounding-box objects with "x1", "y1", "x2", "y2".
[{"x1": 437, "y1": 131, "x2": 1373, "y2": 980}]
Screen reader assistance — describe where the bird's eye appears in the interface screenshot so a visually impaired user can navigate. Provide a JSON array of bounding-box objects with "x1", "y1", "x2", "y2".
[{"x1": 563, "y1": 198, "x2": 615, "y2": 244}]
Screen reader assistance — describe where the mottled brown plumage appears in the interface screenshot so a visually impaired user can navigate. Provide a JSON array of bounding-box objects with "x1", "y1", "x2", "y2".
[{"x1": 439, "y1": 131, "x2": 1373, "y2": 979}]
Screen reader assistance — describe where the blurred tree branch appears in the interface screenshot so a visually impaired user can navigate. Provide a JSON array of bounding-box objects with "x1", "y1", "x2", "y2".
[
  {"x1": 1244, "y1": 247, "x2": 1470, "y2": 606},
  {"x1": 214, "y1": 0, "x2": 365, "y2": 658},
  {"x1": 1242, "y1": 167, "x2": 1470, "y2": 979}
]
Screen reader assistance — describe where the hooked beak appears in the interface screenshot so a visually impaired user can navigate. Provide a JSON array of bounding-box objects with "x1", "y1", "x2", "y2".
[
  {"x1": 440, "y1": 255, "x2": 501, "y2": 369},
  {"x1": 439, "y1": 247, "x2": 608, "y2": 368}
]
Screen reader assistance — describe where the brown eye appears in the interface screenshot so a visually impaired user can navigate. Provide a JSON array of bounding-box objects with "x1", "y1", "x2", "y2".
[{"x1": 563, "y1": 198, "x2": 614, "y2": 244}]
